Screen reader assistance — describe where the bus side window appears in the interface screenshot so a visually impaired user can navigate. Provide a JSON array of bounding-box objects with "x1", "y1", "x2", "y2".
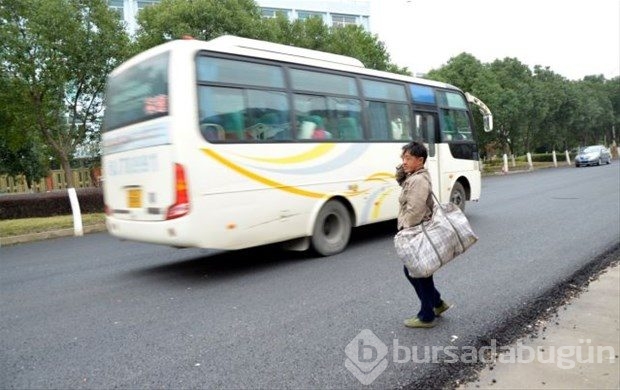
[
  {"x1": 198, "y1": 86, "x2": 245, "y2": 142},
  {"x1": 426, "y1": 114, "x2": 436, "y2": 157},
  {"x1": 200, "y1": 123, "x2": 225, "y2": 141},
  {"x1": 440, "y1": 108, "x2": 472, "y2": 141},
  {"x1": 199, "y1": 112, "x2": 244, "y2": 141},
  {"x1": 246, "y1": 90, "x2": 291, "y2": 141},
  {"x1": 223, "y1": 112, "x2": 245, "y2": 140},
  {"x1": 414, "y1": 112, "x2": 436, "y2": 157},
  {"x1": 329, "y1": 97, "x2": 362, "y2": 141},
  {"x1": 390, "y1": 103, "x2": 411, "y2": 140},
  {"x1": 337, "y1": 117, "x2": 361, "y2": 140},
  {"x1": 367, "y1": 101, "x2": 409, "y2": 141},
  {"x1": 440, "y1": 109, "x2": 455, "y2": 140},
  {"x1": 294, "y1": 94, "x2": 332, "y2": 140},
  {"x1": 368, "y1": 101, "x2": 389, "y2": 140}
]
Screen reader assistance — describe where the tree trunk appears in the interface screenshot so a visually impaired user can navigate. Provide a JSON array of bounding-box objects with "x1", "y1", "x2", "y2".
[
  {"x1": 59, "y1": 154, "x2": 75, "y2": 188},
  {"x1": 22, "y1": 176, "x2": 31, "y2": 193}
]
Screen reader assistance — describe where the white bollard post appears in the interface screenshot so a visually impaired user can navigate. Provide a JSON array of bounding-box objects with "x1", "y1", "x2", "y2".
[
  {"x1": 565, "y1": 150, "x2": 571, "y2": 165},
  {"x1": 526, "y1": 152, "x2": 533, "y2": 170},
  {"x1": 502, "y1": 154, "x2": 509, "y2": 174},
  {"x1": 68, "y1": 187, "x2": 83, "y2": 237},
  {"x1": 552, "y1": 150, "x2": 558, "y2": 167}
]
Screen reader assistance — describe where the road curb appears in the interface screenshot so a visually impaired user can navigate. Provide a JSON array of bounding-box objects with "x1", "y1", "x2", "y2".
[
  {"x1": 405, "y1": 244, "x2": 620, "y2": 390},
  {"x1": 460, "y1": 261, "x2": 620, "y2": 389},
  {"x1": 482, "y1": 163, "x2": 575, "y2": 177},
  {"x1": 0, "y1": 223, "x2": 107, "y2": 247}
]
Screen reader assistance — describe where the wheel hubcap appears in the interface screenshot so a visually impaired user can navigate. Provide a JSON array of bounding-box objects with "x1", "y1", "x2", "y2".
[
  {"x1": 323, "y1": 214, "x2": 341, "y2": 240},
  {"x1": 451, "y1": 192, "x2": 463, "y2": 206}
]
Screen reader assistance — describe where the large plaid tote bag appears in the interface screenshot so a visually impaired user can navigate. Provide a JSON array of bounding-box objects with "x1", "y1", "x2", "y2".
[{"x1": 394, "y1": 193, "x2": 478, "y2": 278}]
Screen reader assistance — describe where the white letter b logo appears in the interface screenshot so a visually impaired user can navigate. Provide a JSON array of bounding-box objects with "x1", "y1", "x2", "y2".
[{"x1": 345, "y1": 329, "x2": 388, "y2": 385}]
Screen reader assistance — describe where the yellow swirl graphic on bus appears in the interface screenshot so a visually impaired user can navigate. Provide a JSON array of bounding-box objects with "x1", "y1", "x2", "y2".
[
  {"x1": 231, "y1": 144, "x2": 335, "y2": 164},
  {"x1": 371, "y1": 187, "x2": 397, "y2": 219},
  {"x1": 202, "y1": 148, "x2": 327, "y2": 198},
  {"x1": 202, "y1": 147, "x2": 397, "y2": 221}
]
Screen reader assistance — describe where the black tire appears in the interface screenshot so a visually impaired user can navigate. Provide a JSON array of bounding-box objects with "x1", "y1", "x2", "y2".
[
  {"x1": 450, "y1": 182, "x2": 466, "y2": 212},
  {"x1": 311, "y1": 200, "x2": 351, "y2": 256}
]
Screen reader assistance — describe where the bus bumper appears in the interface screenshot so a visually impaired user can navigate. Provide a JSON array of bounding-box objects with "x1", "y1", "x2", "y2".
[{"x1": 105, "y1": 216, "x2": 197, "y2": 248}]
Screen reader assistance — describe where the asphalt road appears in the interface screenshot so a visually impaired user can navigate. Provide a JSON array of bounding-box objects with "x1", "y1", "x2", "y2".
[{"x1": 1, "y1": 162, "x2": 619, "y2": 389}]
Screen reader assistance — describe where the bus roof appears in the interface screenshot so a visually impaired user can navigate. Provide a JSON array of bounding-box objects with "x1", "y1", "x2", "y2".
[
  {"x1": 208, "y1": 35, "x2": 365, "y2": 68},
  {"x1": 111, "y1": 35, "x2": 460, "y2": 92}
]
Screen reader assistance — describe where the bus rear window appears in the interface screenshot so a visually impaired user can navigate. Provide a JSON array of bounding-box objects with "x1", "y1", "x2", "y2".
[{"x1": 104, "y1": 52, "x2": 169, "y2": 131}]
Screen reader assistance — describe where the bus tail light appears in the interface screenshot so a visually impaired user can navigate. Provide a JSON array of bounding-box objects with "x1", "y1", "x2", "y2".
[
  {"x1": 104, "y1": 204, "x2": 112, "y2": 216},
  {"x1": 166, "y1": 163, "x2": 190, "y2": 220}
]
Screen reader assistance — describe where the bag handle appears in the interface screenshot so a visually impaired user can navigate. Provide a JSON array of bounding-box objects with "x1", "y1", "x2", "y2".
[
  {"x1": 421, "y1": 221, "x2": 443, "y2": 262},
  {"x1": 422, "y1": 175, "x2": 444, "y2": 211},
  {"x1": 424, "y1": 177, "x2": 467, "y2": 252}
]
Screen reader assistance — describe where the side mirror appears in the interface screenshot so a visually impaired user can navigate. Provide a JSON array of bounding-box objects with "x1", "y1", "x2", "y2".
[
  {"x1": 465, "y1": 92, "x2": 493, "y2": 132},
  {"x1": 483, "y1": 115, "x2": 493, "y2": 132}
]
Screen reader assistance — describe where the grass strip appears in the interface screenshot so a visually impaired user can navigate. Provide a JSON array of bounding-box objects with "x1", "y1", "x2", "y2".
[{"x1": 0, "y1": 213, "x2": 105, "y2": 237}]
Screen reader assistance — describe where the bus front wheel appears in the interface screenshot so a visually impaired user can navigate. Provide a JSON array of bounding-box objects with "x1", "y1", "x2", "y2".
[
  {"x1": 450, "y1": 182, "x2": 466, "y2": 212},
  {"x1": 311, "y1": 200, "x2": 351, "y2": 256}
]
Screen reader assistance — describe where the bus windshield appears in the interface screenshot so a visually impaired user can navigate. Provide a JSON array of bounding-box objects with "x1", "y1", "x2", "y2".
[{"x1": 103, "y1": 52, "x2": 169, "y2": 131}]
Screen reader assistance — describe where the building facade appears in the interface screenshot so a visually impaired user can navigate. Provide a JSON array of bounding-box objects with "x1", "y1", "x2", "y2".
[
  {"x1": 258, "y1": 0, "x2": 370, "y2": 30},
  {"x1": 108, "y1": 0, "x2": 370, "y2": 35}
]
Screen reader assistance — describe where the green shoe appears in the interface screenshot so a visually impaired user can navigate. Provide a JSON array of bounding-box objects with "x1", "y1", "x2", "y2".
[
  {"x1": 434, "y1": 301, "x2": 451, "y2": 316},
  {"x1": 404, "y1": 316, "x2": 436, "y2": 328}
]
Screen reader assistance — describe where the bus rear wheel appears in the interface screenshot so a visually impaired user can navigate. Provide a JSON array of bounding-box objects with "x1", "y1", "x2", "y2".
[
  {"x1": 450, "y1": 182, "x2": 466, "y2": 212},
  {"x1": 311, "y1": 200, "x2": 351, "y2": 256}
]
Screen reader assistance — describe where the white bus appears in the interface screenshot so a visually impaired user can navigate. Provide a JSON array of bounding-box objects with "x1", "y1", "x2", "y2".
[{"x1": 102, "y1": 36, "x2": 492, "y2": 256}]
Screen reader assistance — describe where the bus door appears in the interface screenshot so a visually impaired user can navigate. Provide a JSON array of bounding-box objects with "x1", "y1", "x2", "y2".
[{"x1": 412, "y1": 110, "x2": 440, "y2": 196}]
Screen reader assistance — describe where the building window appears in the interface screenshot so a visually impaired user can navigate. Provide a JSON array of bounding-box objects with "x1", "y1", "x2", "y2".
[
  {"x1": 107, "y1": 0, "x2": 123, "y2": 16},
  {"x1": 359, "y1": 15, "x2": 370, "y2": 31},
  {"x1": 331, "y1": 13, "x2": 356, "y2": 28},
  {"x1": 137, "y1": 0, "x2": 158, "y2": 10},
  {"x1": 261, "y1": 7, "x2": 289, "y2": 19},
  {"x1": 297, "y1": 10, "x2": 325, "y2": 21}
]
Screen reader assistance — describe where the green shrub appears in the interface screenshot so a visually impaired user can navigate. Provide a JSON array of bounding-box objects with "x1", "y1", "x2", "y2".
[{"x1": 0, "y1": 188, "x2": 103, "y2": 220}]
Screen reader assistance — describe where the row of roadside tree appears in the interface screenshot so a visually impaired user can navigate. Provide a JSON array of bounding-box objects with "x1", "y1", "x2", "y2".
[{"x1": 1, "y1": 0, "x2": 619, "y2": 192}]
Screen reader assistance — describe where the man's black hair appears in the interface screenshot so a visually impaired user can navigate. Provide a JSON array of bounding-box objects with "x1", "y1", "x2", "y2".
[{"x1": 402, "y1": 141, "x2": 428, "y2": 163}]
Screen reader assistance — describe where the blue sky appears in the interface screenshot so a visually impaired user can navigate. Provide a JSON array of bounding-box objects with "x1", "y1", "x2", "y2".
[{"x1": 369, "y1": 0, "x2": 620, "y2": 80}]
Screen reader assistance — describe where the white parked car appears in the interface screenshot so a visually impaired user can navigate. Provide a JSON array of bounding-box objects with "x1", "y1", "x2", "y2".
[{"x1": 575, "y1": 145, "x2": 612, "y2": 167}]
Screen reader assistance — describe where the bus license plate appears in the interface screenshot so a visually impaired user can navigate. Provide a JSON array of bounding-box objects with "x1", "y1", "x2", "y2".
[{"x1": 127, "y1": 188, "x2": 142, "y2": 208}]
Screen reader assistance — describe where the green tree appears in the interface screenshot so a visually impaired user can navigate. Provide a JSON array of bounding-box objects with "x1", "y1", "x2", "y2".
[
  {"x1": 605, "y1": 76, "x2": 620, "y2": 148},
  {"x1": 0, "y1": 59, "x2": 50, "y2": 188},
  {"x1": 529, "y1": 66, "x2": 562, "y2": 152},
  {"x1": 425, "y1": 52, "x2": 619, "y2": 158},
  {"x1": 486, "y1": 58, "x2": 534, "y2": 156},
  {"x1": 426, "y1": 53, "x2": 501, "y2": 157},
  {"x1": 0, "y1": 0, "x2": 131, "y2": 188},
  {"x1": 570, "y1": 77, "x2": 614, "y2": 146},
  {"x1": 134, "y1": 0, "x2": 263, "y2": 52},
  {"x1": 0, "y1": 138, "x2": 50, "y2": 191},
  {"x1": 426, "y1": 53, "x2": 485, "y2": 92},
  {"x1": 530, "y1": 68, "x2": 596, "y2": 153},
  {"x1": 134, "y1": 0, "x2": 404, "y2": 73},
  {"x1": 326, "y1": 25, "x2": 403, "y2": 72},
  {"x1": 259, "y1": 14, "x2": 330, "y2": 50}
]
